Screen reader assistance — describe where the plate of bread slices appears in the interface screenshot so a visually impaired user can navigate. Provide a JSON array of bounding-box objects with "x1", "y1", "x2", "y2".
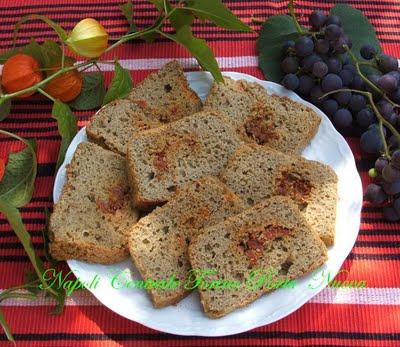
[{"x1": 51, "y1": 61, "x2": 363, "y2": 336}]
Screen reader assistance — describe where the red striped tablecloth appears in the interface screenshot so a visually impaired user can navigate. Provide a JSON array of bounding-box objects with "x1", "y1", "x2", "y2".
[{"x1": 0, "y1": 1, "x2": 399, "y2": 346}]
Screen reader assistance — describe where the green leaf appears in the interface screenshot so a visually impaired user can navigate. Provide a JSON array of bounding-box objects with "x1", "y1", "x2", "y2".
[
  {"x1": 69, "y1": 72, "x2": 106, "y2": 110},
  {"x1": 0, "y1": 308, "x2": 14, "y2": 343},
  {"x1": 103, "y1": 61, "x2": 133, "y2": 105},
  {"x1": 256, "y1": 15, "x2": 300, "y2": 82},
  {"x1": 24, "y1": 270, "x2": 41, "y2": 295},
  {"x1": 0, "y1": 97, "x2": 11, "y2": 122},
  {"x1": 185, "y1": 0, "x2": 252, "y2": 32},
  {"x1": 52, "y1": 101, "x2": 77, "y2": 169},
  {"x1": 52, "y1": 289, "x2": 66, "y2": 315},
  {"x1": 41, "y1": 40, "x2": 63, "y2": 68},
  {"x1": 170, "y1": 9, "x2": 194, "y2": 30},
  {"x1": 22, "y1": 39, "x2": 45, "y2": 65},
  {"x1": 330, "y1": 4, "x2": 382, "y2": 61},
  {"x1": 120, "y1": 0, "x2": 137, "y2": 33},
  {"x1": 0, "y1": 200, "x2": 46, "y2": 284},
  {"x1": 160, "y1": 26, "x2": 223, "y2": 82},
  {"x1": 0, "y1": 135, "x2": 37, "y2": 208},
  {"x1": 14, "y1": 14, "x2": 68, "y2": 44}
]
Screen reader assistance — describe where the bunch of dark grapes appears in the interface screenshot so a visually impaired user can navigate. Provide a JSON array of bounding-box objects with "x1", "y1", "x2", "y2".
[{"x1": 279, "y1": 10, "x2": 400, "y2": 221}]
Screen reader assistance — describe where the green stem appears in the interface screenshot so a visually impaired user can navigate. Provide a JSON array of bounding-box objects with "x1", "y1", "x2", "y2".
[
  {"x1": 105, "y1": 26, "x2": 160, "y2": 53},
  {"x1": 288, "y1": 0, "x2": 304, "y2": 34},
  {"x1": 37, "y1": 88, "x2": 56, "y2": 102},
  {"x1": 322, "y1": 88, "x2": 400, "y2": 155},
  {"x1": 0, "y1": 61, "x2": 90, "y2": 101},
  {"x1": 345, "y1": 46, "x2": 399, "y2": 107},
  {"x1": 378, "y1": 118, "x2": 390, "y2": 158},
  {"x1": 0, "y1": 282, "x2": 39, "y2": 300}
]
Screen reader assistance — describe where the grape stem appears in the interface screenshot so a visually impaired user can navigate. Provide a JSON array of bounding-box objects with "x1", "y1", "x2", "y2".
[
  {"x1": 321, "y1": 88, "x2": 400, "y2": 159},
  {"x1": 344, "y1": 46, "x2": 400, "y2": 107},
  {"x1": 288, "y1": 0, "x2": 304, "y2": 34}
]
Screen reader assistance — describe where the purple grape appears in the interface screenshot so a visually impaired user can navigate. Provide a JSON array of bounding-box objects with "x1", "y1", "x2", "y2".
[
  {"x1": 322, "y1": 98, "x2": 339, "y2": 117},
  {"x1": 326, "y1": 57, "x2": 342, "y2": 74},
  {"x1": 333, "y1": 35, "x2": 352, "y2": 53},
  {"x1": 378, "y1": 54, "x2": 399, "y2": 73},
  {"x1": 339, "y1": 69, "x2": 354, "y2": 86},
  {"x1": 334, "y1": 91, "x2": 352, "y2": 106},
  {"x1": 360, "y1": 44, "x2": 377, "y2": 60},
  {"x1": 315, "y1": 39, "x2": 330, "y2": 55},
  {"x1": 377, "y1": 100, "x2": 394, "y2": 118},
  {"x1": 282, "y1": 74, "x2": 299, "y2": 90},
  {"x1": 377, "y1": 74, "x2": 398, "y2": 93},
  {"x1": 356, "y1": 108, "x2": 375, "y2": 128},
  {"x1": 349, "y1": 94, "x2": 366, "y2": 113},
  {"x1": 394, "y1": 197, "x2": 400, "y2": 214},
  {"x1": 333, "y1": 108, "x2": 353, "y2": 128},
  {"x1": 360, "y1": 127, "x2": 385, "y2": 154},
  {"x1": 343, "y1": 64, "x2": 356, "y2": 74},
  {"x1": 391, "y1": 149, "x2": 400, "y2": 169},
  {"x1": 312, "y1": 61, "x2": 328, "y2": 78},
  {"x1": 281, "y1": 56, "x2": 299, "y2": 74},
  {"x1": 341, "y1": 54, "x2": 350, "y2": 64},
  {"x1": 325, "y1": 24, "x2": 343, "y2": 40},
  {"x1": 321, "y1": 73, "x2": 343, "y2": 92},
  {"x1": 388, "y1": 135, "x2": 400, "y2": 150},
  {"x1": 382, "y1": 164, "x2": 400, "y2": 183},
  {"x1": 384, "y1": 112, "x2": 398, "y2": 126},
  {"x1": 326, "y1": 15, "x2": 341, "y2": 26},
  {"x1": 368, "y1": 74, "x2": 382, "y2": 86},
  {"x1": 390, "y1": 88, "x2": 400, "y2": 104},
  {"x1": 382, "y1": 181, "x2": 400, "y2": 195},
  {"x1": 297, "y1": 75, "x2": 314, "y2": 95},
  {"x1": 351, "y1": 75, "x2": 365, "y2": 90},
  {"x1": 310, "y1": 10, "x2": 327, "y2": 29},
  {"x1": 388, "y1": 71, "x2": 400, "y2": 83},
  {"x1": 295, "y1": 36, "x2": 314, "y2": 57},
  {"x1": 302, "y1": 54, "x2": 322, "y2": 72},
  {"x1": 365, "y1": 183, "x2": 387, "y2": 205},
  {"x1": 282, "y1": 40, "x2": 295, "y2": 54},
  {"x1": 375, "y1": 157, "x2": 389, "y2": 173},
  {"x1": 310, "y1": 85, "x2": 325, "y2": 105}
]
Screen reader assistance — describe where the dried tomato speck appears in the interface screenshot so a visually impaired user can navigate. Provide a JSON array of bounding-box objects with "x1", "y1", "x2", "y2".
[
  {"x1": 276, "y1": 172, "x2": 312, "y2": 204},
  {"x1": 240, "y1": 225, "x2": 292, "y2": 266},
  {"x1": 154, "y1": 151, "x2": 168, "y2": 171}
]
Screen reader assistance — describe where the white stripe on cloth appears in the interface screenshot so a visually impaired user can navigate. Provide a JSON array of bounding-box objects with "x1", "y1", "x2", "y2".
[{"x1": 85, "y1": 56, "x2": 259, "y2": 71}]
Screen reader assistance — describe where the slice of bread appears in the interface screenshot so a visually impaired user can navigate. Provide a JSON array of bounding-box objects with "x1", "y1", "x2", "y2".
[
  {"x1": 128, "y1": 60, "x2": 202, "y2": 123},
  {"x1": 128, "y1": 176, "x2": 245, "y2": 308},
  {"x1": 49, "y1": 142, "x2": 139, "y2": 264},
  {"x1": 126, "y1": 110, "x2": 245, "y2": 209},
  {"x1": 188, "y1": 196, "x2": 328, "y2": 318},
  {"x1": 86, "y1": 99, "x2": 161, "y2": 156},
  {"x1": 204, "y1": 77, "x2": 321, "y2": 154},
  {"x1": 220, "y1": 144, "x2": 338, "y2": 246}
]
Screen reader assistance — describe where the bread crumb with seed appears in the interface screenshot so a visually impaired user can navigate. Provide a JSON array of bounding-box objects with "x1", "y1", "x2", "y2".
[
  {"x1": 188, "y1": 196, "x2": 328, "y2": 318},
  {"x1": 49, "y1": 142, "x2": 139, "y2": 264},
  {"x1": 128, "y1": 176, "x2": 245, "y2": 308}
]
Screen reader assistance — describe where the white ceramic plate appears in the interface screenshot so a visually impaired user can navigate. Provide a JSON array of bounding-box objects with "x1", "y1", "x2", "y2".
[{"x1": 53, "y1": 71, "x2": 362, "y2": 336}]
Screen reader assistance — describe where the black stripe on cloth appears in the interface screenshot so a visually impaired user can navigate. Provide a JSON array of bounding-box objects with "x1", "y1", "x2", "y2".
[
  {"x1": 0, "y1": 0, "x2": 400, "y2": 11},
  {"x1": 1, "y1": 331, "x2": 400, "y2": 341},
  {"x1": 0, "y1": 242, "x2": 44, "y2": 249}
]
